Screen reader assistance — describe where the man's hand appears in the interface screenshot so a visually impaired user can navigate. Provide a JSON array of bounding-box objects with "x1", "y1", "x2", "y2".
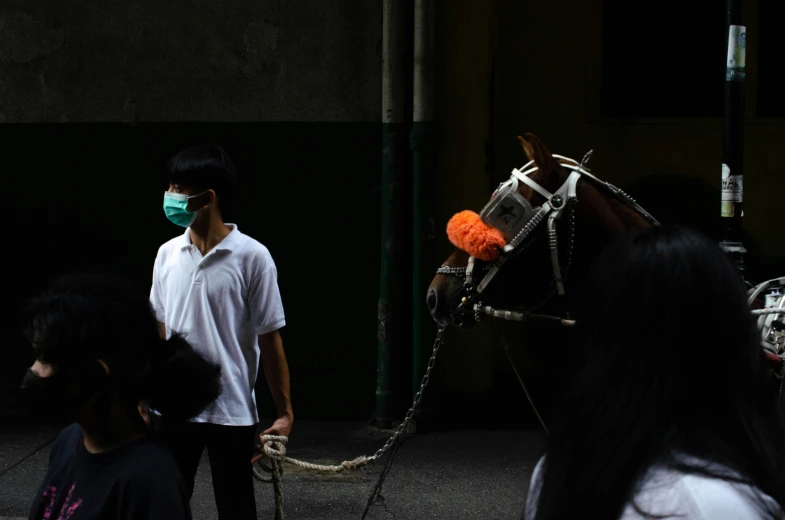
[
  {"x1": 250, "y1": 416, "x2": 293, "y2": 465},
  {"x1": 262, "y1": 416, "x2": 293, "y2": 438}
]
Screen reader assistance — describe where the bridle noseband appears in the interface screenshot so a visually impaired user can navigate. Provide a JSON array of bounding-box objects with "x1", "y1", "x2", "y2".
[{"x1": 436, "y1": 150, "x2": 658, "y2": 327}]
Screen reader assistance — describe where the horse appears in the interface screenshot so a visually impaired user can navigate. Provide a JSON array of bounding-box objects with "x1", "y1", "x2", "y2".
[{"x1": 426, "y1": 133, "x2": 784, "y2": 427}]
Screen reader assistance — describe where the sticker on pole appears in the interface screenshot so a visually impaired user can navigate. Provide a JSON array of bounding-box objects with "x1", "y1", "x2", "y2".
[
  {"x1": 726, "y1": 25, "x2": 746, "y2": 81},
  {"x1": 721, "y1": 163, "x2": 743, "y2": 217}
]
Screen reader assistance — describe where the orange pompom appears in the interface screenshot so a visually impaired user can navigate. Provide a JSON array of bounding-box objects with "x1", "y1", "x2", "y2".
[{"x1": 446, "y1": 210, "x2": 506, "y2": 262}]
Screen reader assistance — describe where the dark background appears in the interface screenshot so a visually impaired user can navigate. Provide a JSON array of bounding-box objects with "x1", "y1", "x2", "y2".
[
  {"x1": 602, "y1": 0, "x2": 785, "y2": 118},
  {"x1": 2, "y1": 122, "x2": 383, "y2": 421},
  {"x1": 1, "y1": 0, "x2": 784, "y2": 431}
]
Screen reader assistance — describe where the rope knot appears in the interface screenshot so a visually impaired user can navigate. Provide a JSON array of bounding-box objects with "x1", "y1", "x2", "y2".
[{"x1": 261, "y1": 434, "x2": 288, "y2": 459}]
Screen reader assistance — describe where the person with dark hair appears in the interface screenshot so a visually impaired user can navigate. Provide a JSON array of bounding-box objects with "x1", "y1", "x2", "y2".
[
  {"x1": 152, "y1": 144, "x2": 293, "y2": 519},
  {"x1": 524, "y1": 225, "x2": 785, "y2": 520},
  {"x1": 20, "y1": 272, "x2": 221, "y2": 520}
]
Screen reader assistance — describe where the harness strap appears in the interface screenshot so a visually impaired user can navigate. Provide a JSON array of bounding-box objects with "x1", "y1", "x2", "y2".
[
  {"x1": 477, "y1": 262, "x2": 503, "y2": 294},
  {"x1": 505, "y1": 202, "x2": 552, "y2": 252},
  {"x1": 476, "y1": 169, "x2": 582, "y2": 297},
  {"x1": 465, "y1": 256, "x2": 476, "y2": 287},
  {"x1": 446, "y1": 150, "x2": 659, "y2": 327},
  {"x1": 565, "y1": 169, "x2": 581, "y2": 199},
  {"x1": 548, "y1": 213, "x2": 564, "y2": 295},
  {"x1": 512, "y1": 168, "x2": 553, "y2": 200}
]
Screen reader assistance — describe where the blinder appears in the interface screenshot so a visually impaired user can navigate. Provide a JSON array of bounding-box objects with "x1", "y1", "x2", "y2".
[
  {"x1": 438, "y1": 150, "x2": 612, "y2": 326},
  {"x1": 478, "y1": 177, "x2": 539, "y2": 245}
]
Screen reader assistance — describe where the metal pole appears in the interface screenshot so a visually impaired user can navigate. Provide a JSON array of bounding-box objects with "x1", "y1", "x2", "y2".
[
  {"x1": 720, "y1": 0, "x2": 747, "y2": 277},
  {"x1": 411, "y1": 0, "x2": 436, "y2": 406},
  {"x1": 373, "y1": 0, "x2": 406, "y2": 428}
]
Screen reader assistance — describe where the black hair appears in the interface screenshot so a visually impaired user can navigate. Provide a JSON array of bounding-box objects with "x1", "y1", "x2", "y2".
[
  {"x1": 166, "y1": 145, "x2": 239, "y2": 218},
  {"x1": 21, "y1": 272, "x2": 221, "y2": 423},
  {"x1": 529, "y1": 225, "x2": 785, "y2": 520}
]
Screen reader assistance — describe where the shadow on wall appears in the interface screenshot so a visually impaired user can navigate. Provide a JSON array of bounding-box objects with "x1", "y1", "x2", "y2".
[
  {"x1": 1, "y1": 122, "x2": 383, "y2": 423},
  {"x1": 624, "y1": 174, "x2": 780, "y2": 282}
]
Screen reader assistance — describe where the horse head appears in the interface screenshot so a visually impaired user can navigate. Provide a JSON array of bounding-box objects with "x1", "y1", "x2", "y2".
[{"x1": 427, "y1": 133, "x2": 657, "y2": 328}]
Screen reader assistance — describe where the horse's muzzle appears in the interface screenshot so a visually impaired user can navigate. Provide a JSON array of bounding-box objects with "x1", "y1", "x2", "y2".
[{"x1": 427, "y1": 284, "x2": 477, "y2": 328}]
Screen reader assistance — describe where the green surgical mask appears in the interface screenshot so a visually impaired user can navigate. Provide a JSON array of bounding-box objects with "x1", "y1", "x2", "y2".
[{"x1": 163, "y1": 192, "x2": 202, "y2": 227}]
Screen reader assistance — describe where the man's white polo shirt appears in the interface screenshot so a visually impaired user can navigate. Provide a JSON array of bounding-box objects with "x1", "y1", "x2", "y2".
[{"x1": 150, "y1": 224, "x2": 285, "y2": 426}]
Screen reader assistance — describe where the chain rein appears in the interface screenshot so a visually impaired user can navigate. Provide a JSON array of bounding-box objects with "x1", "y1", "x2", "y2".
[
  {"x1": 368, "y1": 326, "x2": 445, "y2": 461},
  {"x1": 254, "y1": 326, "x2": 446, "y2": 480}
]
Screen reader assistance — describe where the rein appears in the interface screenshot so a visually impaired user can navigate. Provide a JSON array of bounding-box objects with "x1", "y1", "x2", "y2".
[{"x1": 437, "y1": 150, "x2": 659, "y2": 326}]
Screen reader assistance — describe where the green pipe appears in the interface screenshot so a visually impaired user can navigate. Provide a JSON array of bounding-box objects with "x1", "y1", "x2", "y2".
[
  {"x1": 411, "y1": 0, "x2": 435, "y2": 406},
  {"x1": 373, "y1": 0, "x2": 405, "y2": 428},
  {"x1": 411, "y1": 122, "x2": 435, "y2": 402},
  {"x1": 375, "y1": 122, "x2": 405, "y2": 428},
  {"x1": 719, "y1": 0, "x2": 747, "y2": 277}
]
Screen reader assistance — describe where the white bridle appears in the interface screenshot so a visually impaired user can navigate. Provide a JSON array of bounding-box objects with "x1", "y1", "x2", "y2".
[{"x1": 437, "y1": 150, "x2": 658, "y2": 325}]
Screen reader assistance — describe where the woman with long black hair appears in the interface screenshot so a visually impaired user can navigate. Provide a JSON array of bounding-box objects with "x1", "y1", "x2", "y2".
[
  {"x1": 525, "y1": 225, "x2": 785, "y2": 519},
  {"x1": 20, "y1": 272, "x2": 221, "y2": 520}
]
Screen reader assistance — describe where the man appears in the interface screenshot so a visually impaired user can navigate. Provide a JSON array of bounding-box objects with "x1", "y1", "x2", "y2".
[{"x1": 150, "y1": 145, "x2": 293, "y2": 519}]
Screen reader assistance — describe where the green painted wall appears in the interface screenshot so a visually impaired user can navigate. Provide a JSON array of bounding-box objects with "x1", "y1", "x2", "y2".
[{"x1": 2, "y1": 122, "x2": 382, "y2": 421}]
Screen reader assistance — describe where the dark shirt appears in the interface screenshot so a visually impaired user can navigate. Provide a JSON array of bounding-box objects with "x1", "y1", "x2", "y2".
[{"x1": 29, "y1": 423, "x2": 191, "y2": 520}]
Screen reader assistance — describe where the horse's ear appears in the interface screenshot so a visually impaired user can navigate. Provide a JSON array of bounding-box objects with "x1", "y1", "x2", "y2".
[{"x1": 517, "y1": 133, "x2": 558, "y2": 177}]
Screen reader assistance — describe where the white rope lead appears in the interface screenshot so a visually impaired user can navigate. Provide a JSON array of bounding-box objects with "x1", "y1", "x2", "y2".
[
  {"x1": 254, "y1": 327, "x2": 447, "y2": 476},
  {"x1": 259, "y1": 435, "x2": 372, "y2": 473}
]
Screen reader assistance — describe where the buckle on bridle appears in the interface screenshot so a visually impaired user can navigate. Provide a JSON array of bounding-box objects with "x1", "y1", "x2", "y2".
[{"x1": 451, "y1": 283, "x2": 479, "y2": 325}]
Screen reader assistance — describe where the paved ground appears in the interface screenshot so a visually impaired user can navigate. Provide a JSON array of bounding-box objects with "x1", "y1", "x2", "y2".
[{"x1": 0, "y1": 420, "x2": 546, "y2": 520}]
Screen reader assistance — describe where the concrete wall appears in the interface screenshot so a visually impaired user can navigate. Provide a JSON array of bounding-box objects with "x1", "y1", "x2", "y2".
[
  {"x1": 0, "y1": 1, "x2": 380, "y2": 122},
  {"x1": 1, "y1": 1, "x2": 385, "y2": 422}
]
